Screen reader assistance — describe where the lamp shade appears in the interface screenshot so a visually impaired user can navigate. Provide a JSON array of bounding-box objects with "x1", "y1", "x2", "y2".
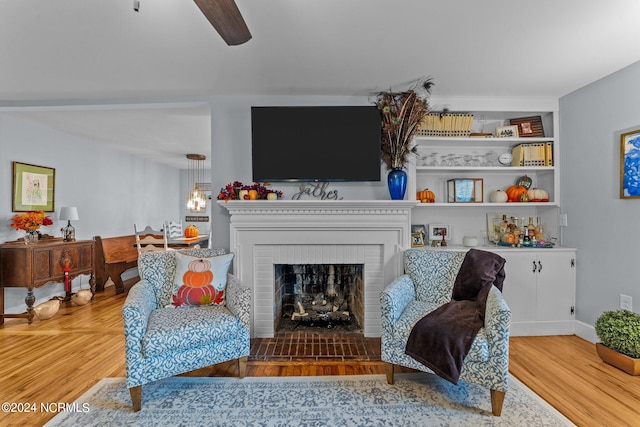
[{"x1": 59, "y1": 207, "x2": 79, "y2": 221}]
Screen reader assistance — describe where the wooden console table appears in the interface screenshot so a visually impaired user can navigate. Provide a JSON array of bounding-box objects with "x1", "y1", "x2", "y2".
[{"x1": 0, "y1": 238, "x2": 95, "y2": 324}]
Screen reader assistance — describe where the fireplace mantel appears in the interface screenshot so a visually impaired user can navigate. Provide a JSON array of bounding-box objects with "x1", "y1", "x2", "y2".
[
  {"x1": 218, "y1": 200, "x2": 418, "y2": 216},
  {"x1": 218, "y1": 200, "x2": 417, "y2": 338}
]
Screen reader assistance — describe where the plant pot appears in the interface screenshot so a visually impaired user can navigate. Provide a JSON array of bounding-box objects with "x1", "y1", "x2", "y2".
[{"x1": 596, "y1": 343, "x2": 640, "y2": 375}]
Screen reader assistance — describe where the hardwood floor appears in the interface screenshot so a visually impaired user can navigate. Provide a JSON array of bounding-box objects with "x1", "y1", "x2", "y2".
[{"x1": 1, "y1": 288, "x2": 639, "y2": 426}]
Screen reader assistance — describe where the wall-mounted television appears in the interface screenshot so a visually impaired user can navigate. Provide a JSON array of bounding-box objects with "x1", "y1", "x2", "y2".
[{"x1": 251, "y1": 106, "x2": 381, "y2": 182}]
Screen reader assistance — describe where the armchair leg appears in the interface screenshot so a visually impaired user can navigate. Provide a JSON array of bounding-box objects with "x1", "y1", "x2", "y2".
[
  {"x1": 129, "y1": 386, "x2": 142, "y2": 412},
  {"x1": 490, "y1": 389, "x2": 505, "y2": 416},
  {"x1": 238, "y1": 356, "x2": 248, "y2": 378},
  {"x1": 384, "y1": 362, "x2": 395, "y2": 384}
]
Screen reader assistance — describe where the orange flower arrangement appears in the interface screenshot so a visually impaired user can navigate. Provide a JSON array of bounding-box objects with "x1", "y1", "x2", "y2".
[{"x1": 10, "y1": 210, "x2": 53, "y2": 231}]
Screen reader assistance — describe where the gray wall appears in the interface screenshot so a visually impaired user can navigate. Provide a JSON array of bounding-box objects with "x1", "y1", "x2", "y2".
[
  {"x1": 560, "y1": 60, "x2": 640, "y2": 327},
  {"x1": 0, "y1": 113, "x2": 180, "y2": 313}
]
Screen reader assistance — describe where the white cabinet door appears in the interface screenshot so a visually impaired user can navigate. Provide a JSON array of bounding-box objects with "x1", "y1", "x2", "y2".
[
  {"x1": 501, "y1": 252, "x2": 537, "y2": 323},
  {"x1": 536, "y1": 251, "x2": 576, "y2": 321}
]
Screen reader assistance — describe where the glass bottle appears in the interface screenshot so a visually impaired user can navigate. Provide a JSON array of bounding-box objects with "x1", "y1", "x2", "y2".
[{"x1": 535, "y1": 217, "x2": 545, "y2": 241}]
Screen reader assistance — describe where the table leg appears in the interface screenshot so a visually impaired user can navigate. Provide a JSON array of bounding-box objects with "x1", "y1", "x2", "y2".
[{"x1": 25, "y1": 287, "x2": 35, "y2": 324}]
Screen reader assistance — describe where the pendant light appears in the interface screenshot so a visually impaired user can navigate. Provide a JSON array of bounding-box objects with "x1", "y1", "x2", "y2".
[{"x1": 186, "y1": 154, "x2": 207, "y2": 212}]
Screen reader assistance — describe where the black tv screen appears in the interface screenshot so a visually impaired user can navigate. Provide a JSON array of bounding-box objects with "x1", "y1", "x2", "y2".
[{"x1": 251, "y1": 106, "x2": 381, "y2": 182}]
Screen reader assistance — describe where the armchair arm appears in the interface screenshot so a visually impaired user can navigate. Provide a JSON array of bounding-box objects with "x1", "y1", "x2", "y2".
[
  {"x1": 225, "y1": 273, "x2": 251, "y2": 330},
  {"x1": 122, "y1": 280, "x2": 157, "y2": 370},
  {"x1": 380, "y1": 274, "x2": 416, "y2": 329},
  {"x1": 484, "y1": 286, "x2": 511, "y2": 352}
]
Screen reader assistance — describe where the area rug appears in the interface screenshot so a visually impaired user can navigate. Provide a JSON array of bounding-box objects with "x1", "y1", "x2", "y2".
[{"x1": 45, "y1": 373, "x2": 574, "y2": 426}]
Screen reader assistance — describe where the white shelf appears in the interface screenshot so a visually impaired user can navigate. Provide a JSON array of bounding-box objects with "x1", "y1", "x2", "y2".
[
  {"x1": 416, "y1": 166, "x2": 555, "y2": 172},
  {"x1": 413, "y1": 202, "x2": 559, "y2": 208}
]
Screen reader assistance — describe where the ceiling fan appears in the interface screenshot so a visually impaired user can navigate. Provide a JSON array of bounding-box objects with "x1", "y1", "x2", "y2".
[
  {"x1": 193, "y1": 0, "x2": 252, "y2": 45},
  {"x1": 133, "y1": 0, "x2": 251, "y2": 46}
]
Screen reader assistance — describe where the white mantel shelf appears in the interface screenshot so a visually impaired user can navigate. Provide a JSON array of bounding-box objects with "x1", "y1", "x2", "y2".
[
  {"x1": 217, "y1": 199, "x2": 419, "y2": 214},
  {"x1": 218, "y1": 199, "x2": 417, "y2": 338}
]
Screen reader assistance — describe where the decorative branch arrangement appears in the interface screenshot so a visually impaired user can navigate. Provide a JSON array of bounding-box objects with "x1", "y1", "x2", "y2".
[{"x1": 375, "y1": 77, "x2": 434, "y2": 170}]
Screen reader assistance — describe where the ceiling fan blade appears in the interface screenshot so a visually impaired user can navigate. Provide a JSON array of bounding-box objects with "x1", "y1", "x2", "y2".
[{"x1": 194, "y1": 0, "x2": 252, "y2": 46}]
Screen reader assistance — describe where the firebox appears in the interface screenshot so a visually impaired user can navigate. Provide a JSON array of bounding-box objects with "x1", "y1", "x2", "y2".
[{"x1": 274, "y1": 264, "x2": 364, "y2": 333}]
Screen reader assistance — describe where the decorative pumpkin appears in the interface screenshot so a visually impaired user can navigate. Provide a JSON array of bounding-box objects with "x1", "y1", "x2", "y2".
[
  {"x1": 527, "y1": 188, "x2": 549, "y2": 202},
  {"x1": 34, "y1": 299, "x2": 60, "y2": 320},
  {"x1": 184, "y1": 224, "x2": 199, "y2": 238},
  {"x1": 189, "y1": 258, "x2": 211, "y2": 272},
  {"x1": 416, "y1": 189, "x2": 435, "y2": 203},
  {"x1": 489, "y1": 189, "x2": 508, "y2": 203},
  {"x1": 238, "y1": 189, "x2": 249, "y2": 200},
  {"x1": 505, "y1": 185, "x2": 528, "y2": 202},
  {"x1": 248, "y1": 189, "x2": 258, "y2": 200},
  {"x1": 519, "y1": 192, "x2": 530, "y2": 202},
  {"x1": 176, "y1": 284, "x2": 223, "y2": 305},
  {"x1": 183, "y1": 270, "x2": 214, "y2": 287},
  {"x1": 267, "y1": 192, "x2": 278, "y2": 200}
]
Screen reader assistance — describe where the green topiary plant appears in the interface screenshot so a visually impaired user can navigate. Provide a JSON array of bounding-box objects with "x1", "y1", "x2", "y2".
[{"x1": 595, "y1": 309, "x2": 640, "y2": 358}]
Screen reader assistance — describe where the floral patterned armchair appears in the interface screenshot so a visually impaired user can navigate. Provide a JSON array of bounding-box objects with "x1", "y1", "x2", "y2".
[
  {"x1": 122, "y1": 248, "x2": 251, "y2": 411},
  {"x1": 380, "y1": 249, "x2": 511, "y2": 416}
]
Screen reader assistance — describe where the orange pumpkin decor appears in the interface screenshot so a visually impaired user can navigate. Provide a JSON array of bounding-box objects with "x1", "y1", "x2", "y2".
[
  {"x1": 416, "y1": 189, "x2": 435, "y2": 203},
  {"x1": 184, "y1": 224, "x2": 199, "y2": 238},
  {"x1": 505, "y1": 185, "x2": 528, "y2": 202},
  {"x1": 248, "y1": 189, "x2": 258, "y2": 200}
]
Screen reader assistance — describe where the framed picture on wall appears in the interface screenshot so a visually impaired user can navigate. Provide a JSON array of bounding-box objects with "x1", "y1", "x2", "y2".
[
  {"x1": 621, "y1": 128, "x2": 640, "y2": 198},
  {"x1": 12, "y1": 162, "x2": 56, "y2": 212}
]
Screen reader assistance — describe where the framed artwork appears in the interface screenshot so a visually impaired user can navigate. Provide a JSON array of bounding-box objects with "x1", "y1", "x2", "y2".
[
  {"x1": 496, "y1": 125, "x2": 519, "y2": 138},
  {"x1": 428, "y1": 224, "x2": 450, "y2": 241},
  {"x1": 510, "y1": 116, "x2": 545, "y2": 137},
  {"x1": 411, "y1": 224, "x2": 426, "y2": 241},
  {"x1": 411, "y1": 232, "x2": 425, "y2": 247},
  {"x1": 621, "y1": 128, "x2": 640, "y2": 198},
  {"x1": 12, "y1": 162, "x2": 56, "y2": 212}
]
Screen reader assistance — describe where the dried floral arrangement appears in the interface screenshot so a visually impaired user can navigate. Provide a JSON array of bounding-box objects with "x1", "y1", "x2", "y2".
[
  {"x1": 10, "y1": 210, "x2": 53, "y2": 231},
  {"x1": 375, "y1": 77, "x2": 434, "y2": 170},
  {"x1": 217, "y1": 181, "x2": 283, "y2": 201}
]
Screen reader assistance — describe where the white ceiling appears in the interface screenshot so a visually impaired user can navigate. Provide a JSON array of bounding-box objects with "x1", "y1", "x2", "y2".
[{"x1": 2, "y1": 0, "x2": 640, "y2": 168}]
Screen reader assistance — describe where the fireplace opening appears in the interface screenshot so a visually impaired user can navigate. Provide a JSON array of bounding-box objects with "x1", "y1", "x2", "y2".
[{"x1": 274, "y1": 264, "x2": 364, "y2": 333}]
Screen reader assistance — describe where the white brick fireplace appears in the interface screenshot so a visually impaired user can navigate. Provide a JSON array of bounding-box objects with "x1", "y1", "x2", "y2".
[{"x1": 218, "y1": 200, "x2": 417, "y2": 338}]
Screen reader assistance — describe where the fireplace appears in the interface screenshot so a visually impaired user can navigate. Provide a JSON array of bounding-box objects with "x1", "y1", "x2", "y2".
[
  {"x1": 219, "y1": 200, "x2": 416, "y2": 338},
  {"x1": 274, "y1": 263, "x2": 364, "y2": 333}
]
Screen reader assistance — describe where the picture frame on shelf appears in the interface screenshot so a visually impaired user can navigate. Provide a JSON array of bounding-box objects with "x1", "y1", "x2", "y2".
[
  {"x1": 411, "y1": 224, "x2": 427, "y2": 242},
  {"x1": 411, "y1": 232, "x2": 425, "y2": 247},
  {"x1": 428, "y1": 224, "x2": 450, "y2": 242},
  {"x1": 620, "y1": 127, "x2": 640, "y2": 198},
  {"x1": 510, "y1": 116, "x2": 545, "y2": 137},
  {"x1": 12, "y1": 161, "x2": 56, "y2": 212},
  {"x1": 496, "y1": 125, "x2": 519, "y2": 138}
]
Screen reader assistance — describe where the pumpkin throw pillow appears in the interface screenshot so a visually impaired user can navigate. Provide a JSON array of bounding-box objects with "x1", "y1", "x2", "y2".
[{"x1": 171, "y1": 252, "x2": 234, "y2": 307}]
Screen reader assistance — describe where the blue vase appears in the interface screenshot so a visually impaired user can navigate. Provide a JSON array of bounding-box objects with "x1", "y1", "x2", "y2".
[{"x1": 387, "y1": 168, "x2": 407, "y2": 200}]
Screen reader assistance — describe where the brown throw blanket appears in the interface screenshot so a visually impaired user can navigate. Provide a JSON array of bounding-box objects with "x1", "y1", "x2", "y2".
[{"x1": 405, "y1": 249, "x2": 506, "y2": 384}]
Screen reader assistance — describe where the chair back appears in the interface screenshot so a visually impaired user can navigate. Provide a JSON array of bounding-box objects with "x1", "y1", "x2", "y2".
[
  {"x1": 134, "y1": 224, "x2": 168, "y2": 254},
  {"x1": 165, "y1": 220, "x2": 183, "y2": 239},
  {"x1": 404, "y1": 249, "x2": 466, "y2": 304},
  {"x1": 137, "y1": 248, "x2": 228, "y2": 307}
]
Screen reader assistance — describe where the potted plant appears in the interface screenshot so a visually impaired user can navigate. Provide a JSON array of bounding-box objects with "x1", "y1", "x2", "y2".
[
  {"x1": 594, "y1": 309, "x2": 640, "y2": 375},
  {"x1": 375, "y1": 77, "x2": 433, "y2": 200}
]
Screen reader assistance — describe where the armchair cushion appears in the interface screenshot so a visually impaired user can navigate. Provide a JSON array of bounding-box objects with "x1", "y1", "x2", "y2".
[
  {"x1": 172, "y1": 252, "x2": 234, "y2": 306},
  {"x1": 141, "y1": 305, "x2": 246, "y2": 358}
]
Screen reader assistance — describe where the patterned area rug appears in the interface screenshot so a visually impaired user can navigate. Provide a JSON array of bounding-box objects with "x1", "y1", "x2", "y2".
[{"x1": 45, "y1": 373, "x2": 574, "y2": 426}]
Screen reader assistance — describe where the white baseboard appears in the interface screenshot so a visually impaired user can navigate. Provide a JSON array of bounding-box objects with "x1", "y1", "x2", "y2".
[{"x1": 574, "y1": 320, "x2": 598, "y2": 343}]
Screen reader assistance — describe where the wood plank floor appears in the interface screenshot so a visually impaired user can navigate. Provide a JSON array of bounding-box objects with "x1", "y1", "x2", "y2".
[{"x1": 1, "y1": 287, "x2": 640, "y2": 426}]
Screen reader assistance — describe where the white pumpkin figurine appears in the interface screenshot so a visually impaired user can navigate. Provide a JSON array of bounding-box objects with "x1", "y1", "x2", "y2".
[
  {"x1": 72, "y1": 289, "x2": 93, "y2": 306},
  {"x1": 489, "y1": 189, "x2": 509, "y2": 203},
  {"x1": 34, "y1": 299, "x2": 61, "y2": 320},
  {"x1": 527, "y1": 188, "x2": 549, "y2": 202}
]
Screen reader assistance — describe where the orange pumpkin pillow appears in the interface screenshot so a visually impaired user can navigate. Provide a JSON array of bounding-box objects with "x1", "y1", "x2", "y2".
[{"x1": 171, "y1": 252, "x2": 234, "y2": 307}]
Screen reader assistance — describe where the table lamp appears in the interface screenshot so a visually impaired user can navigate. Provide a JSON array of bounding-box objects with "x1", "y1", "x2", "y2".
[{"x1": 59, "y1": 207, "x2": 79, "y2": 242}]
